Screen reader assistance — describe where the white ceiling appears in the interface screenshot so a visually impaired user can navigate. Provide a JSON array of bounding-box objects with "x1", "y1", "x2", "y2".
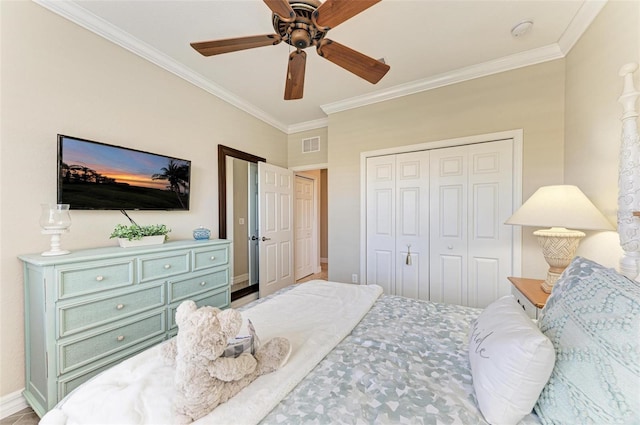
[{"x1": 35, "y1": 0, "x2": 606, "y2": 133}]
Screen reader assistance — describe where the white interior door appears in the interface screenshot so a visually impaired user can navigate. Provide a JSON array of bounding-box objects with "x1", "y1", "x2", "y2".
[
  {"x1": 366, "y1": 155, "x2": 396, "y2": 294},
  {"x1": 466, "y1": 140, "x2": 513, "y2": 307},
  {"x1": 395, "y1": 151, "x2": 430, "y2": 300},
  {"x1": 429, "y1": 140, "x2": 513, "y2": 308},
  {"x1": 429, "y1": 145, "x2": 469, "y2": 305},
  {"x1": 258, "y1": 162, "x2": 294, "y2": 297},
  {"x1": 295, "y1": 175, "x2": 314, "y2": 280}
]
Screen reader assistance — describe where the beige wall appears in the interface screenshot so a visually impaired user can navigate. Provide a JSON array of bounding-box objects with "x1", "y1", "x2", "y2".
[
  {"x1": 564, "y1": 0, "x2": 640, "y2": 267},
  {"x1": 0, "y1": 2, "x2": 286, "y2": 398},
  {"x1": 327, "y1": 60, "x2": 566, "y2": 283},
  {"x1": 287, "y1": 127, "x2": 328, "y2": 168}
]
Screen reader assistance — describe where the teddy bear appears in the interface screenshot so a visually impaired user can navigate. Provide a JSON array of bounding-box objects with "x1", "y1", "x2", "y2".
[{"x1": 161, "y1": 300, "x2": 292, "y2": 423}]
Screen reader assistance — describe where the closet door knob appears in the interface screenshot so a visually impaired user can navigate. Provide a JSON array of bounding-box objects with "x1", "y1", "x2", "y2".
[{"x1": 164, "y1": 264, "x2": 171, "y2": 269}]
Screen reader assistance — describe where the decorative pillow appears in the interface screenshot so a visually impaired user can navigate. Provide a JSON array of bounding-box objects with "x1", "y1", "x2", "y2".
[
  {"x1": 535, "y1": 261, "x2": 640, "y2": 424},
  {"x1": 541, "y1": 256, "x2": 608, "y2": 317},
  {"x1": 468, "y1": 295, "x2": 556, "y2": 425}
]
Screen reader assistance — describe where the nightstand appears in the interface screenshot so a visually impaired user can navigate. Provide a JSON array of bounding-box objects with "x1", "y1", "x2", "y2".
[{"x1": 508, "y1": 277, "x2": 550, "y2": 320}]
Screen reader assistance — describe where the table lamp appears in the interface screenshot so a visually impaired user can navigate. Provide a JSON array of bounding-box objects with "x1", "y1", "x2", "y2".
[{"x1": 505, "y1": 185, "x2": 613, "y2": 293}]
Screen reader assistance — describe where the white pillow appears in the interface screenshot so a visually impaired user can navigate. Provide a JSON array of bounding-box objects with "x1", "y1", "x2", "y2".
[{"x1": 468, "y1": 295, "x2": 555, "y2": 425}]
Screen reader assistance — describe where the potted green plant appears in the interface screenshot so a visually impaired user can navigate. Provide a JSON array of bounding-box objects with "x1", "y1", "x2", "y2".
[{"x1": 110, "y1": 223, "x2": 171, "y2": 247}]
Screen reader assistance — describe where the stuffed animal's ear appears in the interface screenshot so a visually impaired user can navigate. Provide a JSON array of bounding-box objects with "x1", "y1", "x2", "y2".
[
  {"x1": 216, "y1": 309, "x2": 243, "y2": 338},
  {"x1": 175, "y1": 300, "x2": 197, "y2": 327}
]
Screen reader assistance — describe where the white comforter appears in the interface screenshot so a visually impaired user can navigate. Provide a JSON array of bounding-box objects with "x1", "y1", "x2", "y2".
[{"x1": 40, "y1": 281, "x2": 382, "y2": 425}]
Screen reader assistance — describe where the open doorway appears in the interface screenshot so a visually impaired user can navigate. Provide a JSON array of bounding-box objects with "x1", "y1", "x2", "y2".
[{"x1": 294, "y1": 168, "x2": 328, "y2": 283}]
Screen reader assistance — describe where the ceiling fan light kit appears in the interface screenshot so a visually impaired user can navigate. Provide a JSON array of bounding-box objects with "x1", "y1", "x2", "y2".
[{"x1": 190, "y1": 0, "x2": 390, "y2": 100}]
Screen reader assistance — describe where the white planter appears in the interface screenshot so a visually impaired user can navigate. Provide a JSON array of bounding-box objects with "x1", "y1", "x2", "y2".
[{"x1": 117, "y1": 235, "x2": 165, "y2": 248}]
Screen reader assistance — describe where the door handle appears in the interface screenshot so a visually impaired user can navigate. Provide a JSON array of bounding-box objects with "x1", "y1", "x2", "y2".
[
  {"x1": 261, "y1": 236, "x2": 271, "y2": 241},
  {"x1": 250, "y1": 235, "x2": 258, "y2": 241}
]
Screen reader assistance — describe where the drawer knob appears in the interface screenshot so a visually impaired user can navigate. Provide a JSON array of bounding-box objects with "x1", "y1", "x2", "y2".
[
  {"x1": 117, "y1": 335, "x2": 125, "y2": 342},
  {"x1": 116, "y1": 304, "x2": 124, "y2": 310},
  {"x1": 210, "y1": 256, "x2": 216, "y2": 260},
  {"x1": 164, "y1": 264, "x2": 171, "y2": 269},
  {"x1": 200, "y1": 281, "x2": 207, "y2": 286},
  {"x1": 96, "y1": 275, "x2": 104, "y2": 282}
]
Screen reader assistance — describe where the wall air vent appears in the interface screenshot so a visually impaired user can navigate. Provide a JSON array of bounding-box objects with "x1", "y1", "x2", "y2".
[{"x1": 302, "y1": 136, "x2": 321, "y2": 153}]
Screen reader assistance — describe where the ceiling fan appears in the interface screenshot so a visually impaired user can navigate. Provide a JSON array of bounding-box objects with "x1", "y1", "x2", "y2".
[{"x1": 190, "y1": 0, "x2": 390, "y2": 100}]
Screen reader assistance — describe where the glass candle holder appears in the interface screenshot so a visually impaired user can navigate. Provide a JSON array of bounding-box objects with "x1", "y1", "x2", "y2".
[{"x1": 40, "y1": 204, "x2": 71, "y2": 256}]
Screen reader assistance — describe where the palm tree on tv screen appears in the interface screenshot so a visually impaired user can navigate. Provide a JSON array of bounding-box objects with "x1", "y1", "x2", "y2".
[{"x1": 152, "y1": 160, "x2": 189, "y2": 208}]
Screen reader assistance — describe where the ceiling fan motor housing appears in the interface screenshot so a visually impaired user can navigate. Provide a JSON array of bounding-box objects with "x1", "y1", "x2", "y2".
[{"x1": 273, "y1": 0, "x2": 326, "y2": 49}]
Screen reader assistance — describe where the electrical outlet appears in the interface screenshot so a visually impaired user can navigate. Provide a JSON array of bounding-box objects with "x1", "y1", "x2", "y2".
[
  {"x1": 238, "y1": 218, "x2": 245, "y2": 225},
  {"x1": 351, "y1": 274, "x2": 358, "y2": 283}
]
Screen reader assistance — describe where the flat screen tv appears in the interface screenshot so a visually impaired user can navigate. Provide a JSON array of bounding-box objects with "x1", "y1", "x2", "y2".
[{"x1": 57, "y1": 134, "x2": 191, "y2": 210}]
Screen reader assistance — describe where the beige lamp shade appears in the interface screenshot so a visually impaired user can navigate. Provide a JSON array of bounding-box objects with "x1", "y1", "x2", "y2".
[
  {"x1": 505, "y1": 185, "x2": 614, "y2": 230},
  {"x1": 506, "y1": 185, "x2": 613, "y2": 293}
]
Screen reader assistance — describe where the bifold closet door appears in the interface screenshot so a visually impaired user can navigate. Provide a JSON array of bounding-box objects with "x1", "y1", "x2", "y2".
[
  {"x1": 429, "y1": 140, "x2": 513, "y2": 308},
  {"x1": 366, "y1": 155, "x2": 395, "y2": 294},
  {"x1": 366, "y1": 151, "x2": 430, "y2": 298},
  {"x1": 394, "y1": 151, "x2": 430, "y2": 299}
]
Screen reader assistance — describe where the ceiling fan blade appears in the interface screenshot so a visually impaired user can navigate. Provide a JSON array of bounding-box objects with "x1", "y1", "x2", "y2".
[
  {"x1": 314, "y1": 0, "x2": 381, "y2": 30},
  {"x1": 317, "y1": 39, "x2": 390, "y2": 84},
  {"x1": 263, "y1": 0, "x2": 296, "y2": 21},
  {"x1": 284, "y1": 50, "x2": 307, "y2": 100},
  {"x1": 191, "y1": 34, "x2": 281, "y2": 57}
]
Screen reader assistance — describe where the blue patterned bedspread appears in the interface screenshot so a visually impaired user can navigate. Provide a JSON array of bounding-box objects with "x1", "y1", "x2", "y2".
[{"x1": 259, "y1": 294, "x2": 541, "y2": 425}]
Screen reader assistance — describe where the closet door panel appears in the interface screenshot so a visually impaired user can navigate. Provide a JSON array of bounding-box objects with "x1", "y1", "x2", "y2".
[
  {"x1": 467, "y1": 140, "x2": 513, "y2": 307},
  {"x1": 395, "y1": 152, "x2": 430, "y2": 300},
  {"x1": 366, "y1": 156, "x2": 396, "y2": 293},
  {"x1": 430, "y1": 147, "x2": 468, "y2": 305},
  {"x1": 373, "y1": 250, "x2": 394, "y2": 294},
  {"x1": 433, "y1": 254, "x2": 464, "y2": 305}
]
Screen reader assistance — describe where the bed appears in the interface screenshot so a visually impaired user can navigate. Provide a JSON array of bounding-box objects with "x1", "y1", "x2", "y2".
[{"x1": 40, "y1": 64, "x2": 640, "y2": 425}]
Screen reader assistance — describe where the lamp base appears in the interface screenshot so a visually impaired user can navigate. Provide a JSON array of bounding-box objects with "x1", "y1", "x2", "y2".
[{"x1": 534, "y1": 227, "x2": 585, "y2": 293}]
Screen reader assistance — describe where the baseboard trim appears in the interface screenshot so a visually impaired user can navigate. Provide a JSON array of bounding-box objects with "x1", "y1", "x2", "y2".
[{"x1": 0, "y1": 389, "x2": 28, "y2": 419}]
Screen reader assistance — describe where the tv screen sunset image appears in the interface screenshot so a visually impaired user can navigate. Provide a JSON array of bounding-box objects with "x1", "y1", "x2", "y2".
[{"x1": 58, "y1": 136, "x2": 190, "y2": 210}]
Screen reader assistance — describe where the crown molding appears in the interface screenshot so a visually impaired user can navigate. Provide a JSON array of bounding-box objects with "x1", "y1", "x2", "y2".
[
  {"x1": 321, "y1": 44, "x2": 564, "y2": 115},
  {"x1": 287, "y1": 118, "x2": 329, "y2": 133},
  {"x1": 557, "y1": 0, "x2": 608, "y2": 55},
  {"x1": 32, "y1": 0, "x2": 290, "y2": 133},
  {"x1": 321, "y1": 0, "x2": 605, "y2": 116},
  {"x1": 33, "y1": 0, "x2": 605, "y2": 133}
]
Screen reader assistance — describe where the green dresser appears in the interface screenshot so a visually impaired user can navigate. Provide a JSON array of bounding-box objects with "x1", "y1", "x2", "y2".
[{"x1": 19, "y1": 239, "x2": 231, "y2": 417}]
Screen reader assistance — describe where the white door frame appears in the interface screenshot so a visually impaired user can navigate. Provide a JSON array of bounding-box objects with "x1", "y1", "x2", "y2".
[{"x1": 360, "y1": 129, "x2": 523, "y2": 285}]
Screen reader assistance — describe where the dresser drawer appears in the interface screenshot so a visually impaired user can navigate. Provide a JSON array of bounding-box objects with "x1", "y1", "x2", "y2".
[
  {"x1": 58, "y1": 311, "x2": 165, "y2": 374},
  {"x1": 57, "y1": 260, "x2": 135, "y2": 299},
  {"x1": 138, "y1": 251, "x2": 190, "y2": 283},
  {"x1": 58, "y1": 284, "x2": 165, "y2": 337},
  {"x1": 193, "y1": 246, "x2": 229, "y2": 271},
  {"x1": 57, "y1": 335, "x2": 165, "y2": 400},
  {"x1": 168, "y1": 269, "x2": 229, "y2": 302},
  {"x1": 168, "y1": 289, "x2": 229, "y2": 330}
]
